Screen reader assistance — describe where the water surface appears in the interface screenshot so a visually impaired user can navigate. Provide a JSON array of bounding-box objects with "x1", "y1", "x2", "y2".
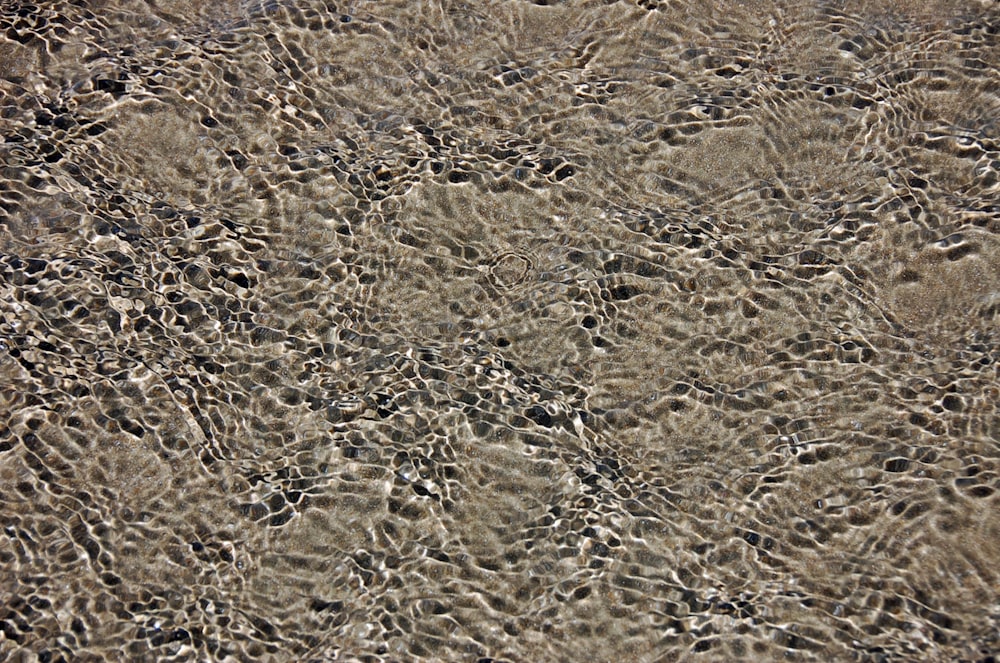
[{"x1": 1, "y1": 0, "x2": 998, "y2": 660}]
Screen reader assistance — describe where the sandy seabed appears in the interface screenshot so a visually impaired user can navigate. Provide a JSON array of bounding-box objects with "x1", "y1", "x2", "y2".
[{"x1": 1, "y1": 1, "x2": 999, "y2": 661}]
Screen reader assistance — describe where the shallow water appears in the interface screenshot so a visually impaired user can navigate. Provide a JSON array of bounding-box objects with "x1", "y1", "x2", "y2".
[{"x1": 1, "y1": 0, "x2": 998, "y2": 661}]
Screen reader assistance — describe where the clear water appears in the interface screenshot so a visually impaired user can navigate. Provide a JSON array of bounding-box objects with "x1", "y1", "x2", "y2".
[{"x1": 1, "y1": 1, "x2": 998, "y2": 661}]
